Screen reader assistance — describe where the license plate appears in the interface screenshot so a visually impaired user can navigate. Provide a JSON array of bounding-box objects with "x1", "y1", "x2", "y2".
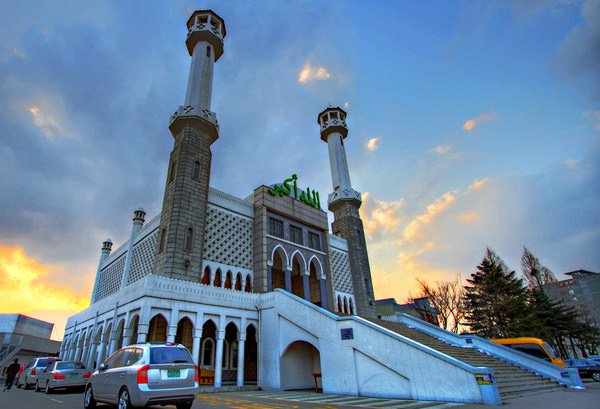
[{"x1": 167, "y1": 369, "x2": 180, "y2": 378}]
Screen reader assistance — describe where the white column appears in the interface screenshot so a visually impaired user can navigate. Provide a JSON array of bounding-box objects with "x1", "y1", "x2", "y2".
[
  {"x1": 168, "y1": 308, "x2": 179, "y2": 343},
  {"x1": 236, "y1": 317, "x2": 247, "y2": 387},
  {"x1": 214, "y1": 316, "x2": 225, "y2": 387},
  {"x1": 96, "y1": 334, "x2": 106, "y2": 368},
  {"x1": 192, "y1": 328, "x2": 202, "y2": 365},
  {"x1": 86, "y1": 339, "x2": 98, "y2": 369}
]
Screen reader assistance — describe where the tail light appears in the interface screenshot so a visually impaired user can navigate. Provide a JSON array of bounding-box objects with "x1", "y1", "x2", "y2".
[
  {"x1": 194, "y1": 365, "x2": 199, "y2": 382},
  {"x1": 82, "y1": 372, "x2": 92, "y2": 379},
  {"x1": 54, "y1": 372, "x2": 65, "y2": 380},
  {"x1": 137, "y1": 364, "x2": 150, "y2": 384},
  {"x1": 31, "y1": 368, "x2": 36, "y2": 376}
]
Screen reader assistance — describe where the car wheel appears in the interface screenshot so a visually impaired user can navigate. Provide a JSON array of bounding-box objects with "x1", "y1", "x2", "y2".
[
  {"x1": 118, "y1": 387, "x2": 133, "y2": 409},
  {"x1": 44, "y1": 381, "x2": 52, "y2": 394},
  {"x1": 592, "y1": 372, "x2": 600, "y2": 382},
  {"x1": 176, "y1": 402, "x2": 193, "y2": 409},
  {"x1": 84, "y1": 385, "x2": 97, "y2": 409}
]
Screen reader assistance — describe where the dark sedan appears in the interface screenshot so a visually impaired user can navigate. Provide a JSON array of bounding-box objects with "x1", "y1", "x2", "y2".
[{"x1": 564, "y1": 358, "x2": 600, "y2": 382}]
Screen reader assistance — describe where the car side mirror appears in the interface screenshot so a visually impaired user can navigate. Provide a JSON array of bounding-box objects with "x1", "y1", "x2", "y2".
[{"x1": 98, "y1": 363, "x2": 108, "y2": 371}]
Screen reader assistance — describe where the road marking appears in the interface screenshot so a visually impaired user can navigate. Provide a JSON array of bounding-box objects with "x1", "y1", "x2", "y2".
[{"x1": 50, "y1": 398, "x2": 64, "y2": 403}]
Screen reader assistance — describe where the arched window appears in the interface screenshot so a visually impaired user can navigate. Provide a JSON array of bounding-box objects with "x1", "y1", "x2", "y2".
[
  {"x1": 235, "y1": 273, "x2": 242, "y2": 291},
  {"x1": 244, "y1": 275, "x2": 252, "y2": 293},
  {"x1": 337, "y1": 295, "x2": 342, "y2": 313},
  {"x1": 201, "y1": 267, "x2": 211, "y2": 285},
  {"x1": 158, "y1": 228, "x2": 166, "y2": 253},
  {"x1": 192, "y1": 161, "x2": 200, "y2": 180},
  {"x1": 224, "y1": 271, "x2": 232, "y2": 289},
  {"x1": 230, "y1": 341, "x2": 238, "y2": 369},
  {"x1": 349, "y1": 298, "x2": 354, "y2": 315},
  {"x1": 343, "y1": 297, "x2": 348, "y2": 314},
  {"x1": 206, "y1": 46, "x2": 211, "y2": 58},
  {"x1": 214, "y1": 270, "x2": 222, "y2": 287},
  {"x1": 184, "y1": 227, "x2": 193, "y2": 251},
  {"x1": 222, "y1": 340, "x2": 229, "y2": 369},
  {"x1": 201, "y1": 338, "x2": 214, "y2": 366}
]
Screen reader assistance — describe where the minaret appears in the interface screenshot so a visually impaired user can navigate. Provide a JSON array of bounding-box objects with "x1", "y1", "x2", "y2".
[
  {"x1": 120, "y1": 208, "x2": 146, "y2": 289},
  {"x1": 318, "y1": 107, "x2": 376, "y2": 317},
  {"x1": 153, "y1": 10, "x2": 226, "y2": 281},
  {"x1": 91, "y1": 239, "x2": 112, "y2": 303}
]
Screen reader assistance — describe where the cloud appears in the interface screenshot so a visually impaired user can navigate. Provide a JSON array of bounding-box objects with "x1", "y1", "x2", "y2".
[
  {"x1": 553, "y1": 0, "x2": 600, "y2": 99},
  {"x1": 468, "y1": 177, "x2": 491, "y2": 192},
  {"x1": 366, "y1": 137, "x2": 381, "y2": 152},
  {"x1": 359, "y1": 192, "x2": 404, "y2": 241},
  {"x1": 28, "y1": 105, "x2": 65, "y2": 139},
  {"x1": 431, "y1": 144, "x2": 452, "y2": 155},
  {"x1": 0, "y1": 245, "x2": 90, "y2": 338},
  {"x1": 463, "y1": 112, "x2": 497, "y2": 133},
  {"x1": 298, "y1": 62, "x2": 332, "y2": 83},
  {"x1": 402, "y1": 191, "x2": 457, "y2": 241},
  {"x1": 583, "y1": 110, "x2": 600, "y2": 131}
]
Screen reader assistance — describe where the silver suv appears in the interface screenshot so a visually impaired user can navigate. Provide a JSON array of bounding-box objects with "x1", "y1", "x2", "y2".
[
  {"x1": 18, "y1": 357, "x2": 61, "y2": 389},
  {"x1": 83, "y1": 343, "x2": 198, "y2": 409}
]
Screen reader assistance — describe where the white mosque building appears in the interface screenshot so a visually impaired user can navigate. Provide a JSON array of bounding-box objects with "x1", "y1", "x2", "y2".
[{"x1": 62, "y1": 10, "x2": 582, "y2": 405}]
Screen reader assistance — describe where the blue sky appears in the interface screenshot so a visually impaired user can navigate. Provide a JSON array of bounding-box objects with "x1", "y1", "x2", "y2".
[{"x1": 0, "y1": 0, "x2": 598, "y2": 339}]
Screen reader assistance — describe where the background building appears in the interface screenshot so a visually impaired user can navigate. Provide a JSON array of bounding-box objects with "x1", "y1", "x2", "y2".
[{"x1": 0, "y1": 314, "x2": 60, "y2": 376}]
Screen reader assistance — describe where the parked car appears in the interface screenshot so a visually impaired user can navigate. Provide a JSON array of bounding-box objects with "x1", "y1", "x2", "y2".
[
  {"x1": 34, "y1": 360, "x2": 91, "y2": 393},
  {"x1": 564, "y1": 358, "x2": 600, "y2": 382},
  {"x1": 83, "y1": 343, "x2": 198, "y2": 409},
  {"x1": 17, "y1": 357, "x2": 61, "y2": 389}
]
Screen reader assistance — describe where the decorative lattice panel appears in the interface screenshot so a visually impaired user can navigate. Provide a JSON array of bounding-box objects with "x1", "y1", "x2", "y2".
[
  {"x1": 128, "y1": 230, "x2": 159, "y2": 285},
  {"x1": 96, "y1": 255, "x2": 126, "y2": 301},
  {"x1": 203, "y1": 206, "x2": 253, "y2": 269},
  {"x1": 331, "y1": 248, "x2": 353, "y2": 294}
]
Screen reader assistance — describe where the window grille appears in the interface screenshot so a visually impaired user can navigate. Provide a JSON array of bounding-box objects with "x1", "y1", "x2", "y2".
[
  {"x1": 290, "y1": 225, "x2": 303, "y2": 245},
  {"x1": 268, "y1": 217, "x2": 284, "y2": 238}
]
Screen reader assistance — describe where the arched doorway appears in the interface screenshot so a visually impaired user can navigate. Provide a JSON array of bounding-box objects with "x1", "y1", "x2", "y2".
[
  {"x1": 175, "y1": 317, "x2": 194, "y2": 352},
  {"x1": 200, "y1": 320, "x2": 217, "y2": 368},
  {"x1": 291, "y1": 256, "x2": 304, "y2": 298},
  {"x1": 281, "y1": 341, "x2": 321, "y2": 390},
  {"x1": 308, "y1": 260, "x2": 321, "y2": 306},
  {"x1": 129, "y1": 315, "x2": 140, "y2": 344},
  {"x1": 244, "y1": 324, "x2": 258, "y2": 383},
  {"x1": 148, "y1": 314, "x2": 168, "y2": 343},
  {"x1": 114, "y1": 320, "x2": 124, "y2": 349},
  {"x1": 223, "y1": 323, "x2": 238, "y2": 382},
  {"x1": 272, "y1": 249, "x2": 285, "y2": 290}
]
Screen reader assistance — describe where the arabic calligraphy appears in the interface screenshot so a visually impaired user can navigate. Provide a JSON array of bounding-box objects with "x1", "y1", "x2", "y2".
[{"x1": 268, "y1": 174, "x2": 321, "y2": 209}]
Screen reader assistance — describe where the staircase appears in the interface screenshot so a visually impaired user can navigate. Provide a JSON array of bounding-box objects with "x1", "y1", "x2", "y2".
[{"x1": 370, "y1": 319, "x2": 565, "y2": 399}]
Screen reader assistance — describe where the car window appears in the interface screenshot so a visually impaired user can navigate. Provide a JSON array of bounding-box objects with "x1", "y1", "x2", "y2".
[
  {"x1": 150, "y1": 347, "x2": 193, "y2": 364},
  {"x1": 104, "y1": 349, "x2": 124, "y2": 369},
  {"x1": 120, "y1": 348, "x2": 144, "y2": 367},
  {"x1": 56, "y1": 362, "x2": 86, "y2": 370},
  {"x1": 508, "y1": 344, "x2": 551, "y2": 361},
  {"x1": 36, "y1": 358, "x2": 57, "y2": 367}
]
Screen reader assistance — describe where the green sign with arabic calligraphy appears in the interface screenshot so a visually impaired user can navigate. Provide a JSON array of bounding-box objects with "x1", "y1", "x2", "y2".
[{"x1": 268, "y1": 174, "x2": 321, "y2": 209}]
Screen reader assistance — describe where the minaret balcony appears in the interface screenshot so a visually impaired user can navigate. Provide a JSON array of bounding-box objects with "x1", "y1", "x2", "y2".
[
  {"x1": 169, "y1": 105, "x2": 219, "y2": 143},
  {"x1": 186, "y1": 10, "x2": 226, "y2": 60},
  {"x1": 328, "y1": 187, "x2": 362, "y2": 206},
  {"x1": 318, "y1": 107, "x2": 348, "y2": 141}
]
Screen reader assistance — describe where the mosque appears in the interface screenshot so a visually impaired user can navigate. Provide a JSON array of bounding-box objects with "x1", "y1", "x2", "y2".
[{"x1": 61, "y1": 10, "x2": 582, "y2": 405}]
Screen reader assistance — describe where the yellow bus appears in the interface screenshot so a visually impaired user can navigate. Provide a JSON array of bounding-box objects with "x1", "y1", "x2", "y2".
[{"x1": 489, "y1": 337, "x2": 566, "y2": 367}]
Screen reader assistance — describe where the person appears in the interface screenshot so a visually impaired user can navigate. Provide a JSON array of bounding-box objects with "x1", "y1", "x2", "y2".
[
  {"x1": 3, "y1": 358, "x2": 20, "y2": 391},
  {"x1": 14, "y1": 363, "x2": 24, "y2": 388}
]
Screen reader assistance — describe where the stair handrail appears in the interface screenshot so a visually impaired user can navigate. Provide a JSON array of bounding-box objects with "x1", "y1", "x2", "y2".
[{"x1": 388, "y1": 313, "x2": 583, "y2": 388}]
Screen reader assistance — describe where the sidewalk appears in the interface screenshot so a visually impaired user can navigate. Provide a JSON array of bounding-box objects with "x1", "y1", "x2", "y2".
[{"x1": 462, "y1": 382, "x2": 599, "y2": 409}]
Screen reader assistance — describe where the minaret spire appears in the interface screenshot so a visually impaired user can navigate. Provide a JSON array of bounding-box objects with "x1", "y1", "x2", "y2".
[
  {"x1": 318, "y1": 107, "x2": 376, "y2": 317},
  {"x1": 153, "y1": 10, "x2": 226, "y2": 282}
]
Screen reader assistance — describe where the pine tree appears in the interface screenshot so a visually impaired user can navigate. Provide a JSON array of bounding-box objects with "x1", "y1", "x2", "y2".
[{"x1": 463, "y1": 248, "x2": 529, "y2": 338}]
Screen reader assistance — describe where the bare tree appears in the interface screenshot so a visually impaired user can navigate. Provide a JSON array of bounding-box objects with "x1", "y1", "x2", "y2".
[
  {"x1": 410, "y1": 276, "x2": 465, "y2": 333},
  {"x1": 521, "y1": 247, "x2": 557, "y2": 290}
]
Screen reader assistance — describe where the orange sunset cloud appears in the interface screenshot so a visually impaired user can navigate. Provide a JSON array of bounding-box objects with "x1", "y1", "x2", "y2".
[{"x1": 0, "y1": 245, "x2": 89, "y2": 339}]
